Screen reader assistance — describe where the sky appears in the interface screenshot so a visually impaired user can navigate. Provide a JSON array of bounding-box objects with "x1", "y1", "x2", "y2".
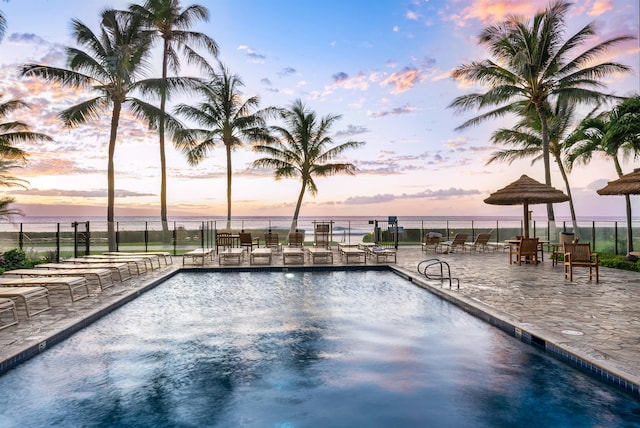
[{"x1": 0, "y1": 0, "x2": 638, "y2": 220}]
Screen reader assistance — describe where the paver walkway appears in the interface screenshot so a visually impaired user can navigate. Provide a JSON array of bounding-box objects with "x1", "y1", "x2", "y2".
[{"x1": 1, "y1": 247, "x2": 638, "y2": 396}]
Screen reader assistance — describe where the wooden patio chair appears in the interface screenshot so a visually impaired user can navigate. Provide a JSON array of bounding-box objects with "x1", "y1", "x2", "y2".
[
  {"x1": 239, "y1": 232, "x2": 258, "y2": 252},
  {"x1": 510, "y1": 237, "x2": 539, "y2": 265},
  {"x1": 564, "y1": 243, "x2": 599, "y2": 282}
]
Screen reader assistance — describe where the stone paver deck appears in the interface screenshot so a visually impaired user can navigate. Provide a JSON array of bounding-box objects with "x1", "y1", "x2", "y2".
[{"x1": 0, "y1": 246, "x2": 638, "y2": 397}]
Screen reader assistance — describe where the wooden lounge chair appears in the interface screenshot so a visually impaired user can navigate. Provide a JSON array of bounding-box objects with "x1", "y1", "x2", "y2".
[
  {"x1": 0, "y1": 277, "x2": 90, "y2": 302},
  {"x1": 103, "y1": 251, "x2": 173, "y2": 265},
  {"x1": 510, "y1": 237, "x2": 539, "y2": 265},
  {"x1": 0, "y1": 297, "x2": 18, "y2": 330},
  {"x1": 63, "y1": 257, "x2": 144, "y2": 276},
  {"x1": 367, "y1": 246, "x2": 397, "y2": 263},
  {"x1": 0, "y1": 286, "x2": 51, "y2": 317},
  {"x1": 283, "y1": 247, "x2": 305, "y2": 265},
  {"x1": 219, "y1": 248, "x2": 244, "y2": 265},
  {"x1": 287, "y1": 231, "x2": 305, "y2": 248},
  {"x1": 314, "y1": 223, "x2": 331, "y2": 249},
  {"x1": 4, "y1": 268, "x2": 115, "y2": 291},
  {"x1": 250, "y1": 248, "x2": 272, "y2": 265},
  {"x1": 216, "y1": 232, "x2": 235, "y2": 254},
  {"x1": 85, "y1": 254, "x2": 160, "y2": 270},
  {"x1": 339, "y1": 247, "x2": 366, "y2": 263},
  {"x1": 38, "y1": 262, "x2": 132, "y2": 282},
  {"x1": 437, "y1": 233, "x2": 468, "y2": 253},
  {"x1": 307, "y1": 247, "x2": 333, "y2": 264},
  {"x1": 182, "y1": 248, "x2": 214, "y2": 266},
  {"x1": 421, "y1": 234, "x2": 440, "y2": 252},
  {"x1": 564, "y1": 243, "x2": 599, "y2": 282},
  {"x1": 264, "y1": 232, "x2": 282, "y2": 252},
  {"x1": 464, "y1": 233, "x2": 492, "y2": 252}
]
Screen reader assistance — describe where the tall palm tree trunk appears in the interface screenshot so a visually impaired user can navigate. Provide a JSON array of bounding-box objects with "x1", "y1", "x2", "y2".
[
  {"x1": 290, "y1": 180, "x2": 306, "y2": 234},
  {"x1": 107, "y1": 102, "x2": 122, "y2": 252},
  {"x1": 536, "y1": 104, "x2": 556, "y2": 223},
  {"x1": 612, "y1": 156, "x2": 634, "y2": 254},
  {"x1": 159, "y1": 38, "x2": 170, "y2": 242},
  {"x1": 555, "y1": 154, "x2": 580, "y2": 240},
  {"x1": 225, "y1": 143, "x2": 232, "y2": 230}
]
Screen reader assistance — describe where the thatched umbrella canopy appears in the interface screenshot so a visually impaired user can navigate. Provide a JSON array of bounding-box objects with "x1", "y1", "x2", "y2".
[
  {"x1": 484, "y1": 175, "x2": 569, "y2": 238},
  {"x1": 597, "y1": 168, "x2": 640, "y2": 196},
  {"x1": 597, "y1": 168, "x2": 640, "y2": 257}
]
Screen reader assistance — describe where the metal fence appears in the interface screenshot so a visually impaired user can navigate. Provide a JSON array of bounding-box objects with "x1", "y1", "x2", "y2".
[{"x1": 0, "y1": 217, "x2": 638, "y2": 260}]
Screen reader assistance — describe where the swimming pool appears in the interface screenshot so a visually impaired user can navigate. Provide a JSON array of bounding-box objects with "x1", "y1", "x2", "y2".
[{"x1": 0, "y1": 270, "x2": 638, "y2": 427}]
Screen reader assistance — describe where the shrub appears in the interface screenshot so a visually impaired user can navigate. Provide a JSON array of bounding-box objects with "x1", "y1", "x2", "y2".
[
  {"x1": 0, "y1": 248, "x2": 35, "y2": 273},
  {"x1": 598, "y1": 253, "x2": 640, "y2": 272}
]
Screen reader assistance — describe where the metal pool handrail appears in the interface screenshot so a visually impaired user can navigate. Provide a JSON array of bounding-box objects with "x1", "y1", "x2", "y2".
[{"x1": 417, "y1": 258, "x2": 460, "y2": 289}]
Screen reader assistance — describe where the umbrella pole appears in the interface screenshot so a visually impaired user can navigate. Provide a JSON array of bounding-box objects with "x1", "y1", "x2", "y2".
[{"x1": 523, "y1": 203, "x2": 530, "y2": 238}]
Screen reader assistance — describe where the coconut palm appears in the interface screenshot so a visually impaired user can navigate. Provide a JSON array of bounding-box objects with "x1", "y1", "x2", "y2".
[
  {"x1": 0, "y1": 97, "x2": 52, "y2": 220},
  {"x1": 0, "y1": 97, "x2": 52, "y2": 161},
  {"x1": 175, "y1": 64, "x2": 272, "y2": 229},
  {"x1": 488, "y1": 98, "x2": 581, "y2": 238},
  {"x1": 127, "y1": 0, "x2": 218, "y2": 236},
  {"x1": 252, "y1": 99, "x2": 364, "y2": 234},
  {"x1": 0, "y1": 8, "x2": 6, "y2": 42},
  {"x1": 449, "y1": 0, "x2": 634, "y2": 222},
  {"x1": 566, "y1": 96, "x2": 640, "y2": 254},
  {"x1": 20, "y1": 9, "x2": 189, "y2": 250}
]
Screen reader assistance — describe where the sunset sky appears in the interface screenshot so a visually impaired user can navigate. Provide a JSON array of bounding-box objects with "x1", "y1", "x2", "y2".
[{"x1": 0, "y1": 0, "x2": 638, "y2": 220}]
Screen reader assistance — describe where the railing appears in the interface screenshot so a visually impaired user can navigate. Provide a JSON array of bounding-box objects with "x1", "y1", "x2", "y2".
[{"x1": 0, "y1": 217, "x2": 638, "y2": 259}]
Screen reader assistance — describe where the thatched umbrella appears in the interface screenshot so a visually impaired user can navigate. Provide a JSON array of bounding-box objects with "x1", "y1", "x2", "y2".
[
  {"x1": 597, "y1": 168, "x2": 640, "y2": 257},
  {"x1": 484, "y1": 175, "x2": 569, "y2": 238}
]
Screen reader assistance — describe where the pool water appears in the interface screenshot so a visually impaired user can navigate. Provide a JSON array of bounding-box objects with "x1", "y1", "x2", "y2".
[{"x1": 0, "y1": 271, "x2": 638, "y2": 427}]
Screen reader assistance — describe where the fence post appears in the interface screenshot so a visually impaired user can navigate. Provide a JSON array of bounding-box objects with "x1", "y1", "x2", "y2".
[
  {"x1": 116, "y1": 222, "x2": 119, "y2": 252},
  {"x1": 144, "y1": 221, "x2": 149, "y2": 252},
  {"x1": 85, "y1": 221, "x2": 90, "y2": 255},
  {"x1": 592, "y1": 221, "x2": 596, "y2": 252},
  {"x1": 614, "y1": 221, "x2": 618, "y2": 255},
  {"x1": 172, "y1": 222, "x2": 177, "y2": 255},
  {"x1": 18, "y1": 223, "x2": 23, "y2": 250},
  {"x1": 72, "y1": 221, "x2": 79, "y2": 258},
  {"x1": 56, "y1": 223, "x2": 60, "y2": 262}
]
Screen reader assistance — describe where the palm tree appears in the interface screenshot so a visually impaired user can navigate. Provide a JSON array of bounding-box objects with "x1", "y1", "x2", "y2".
[
  {"x1": 567, "y1": 96, "x2": 640, "y2": 255},
  {"x1": 128, "y1": 0, "x2": 218, "y2": 236},
  {"x1": 0, "y1": 160, "x2": 28, "y2": 220},
  {"x1": 252, "y1": 99, "x2": 364, "y2": 234},
  {"x1": 0, "y1": 8, "x2": 6, "y2": 42},
  {"x1": 449, "y1": 0, "x2": 634, "y2": 222},
  {"x1": 0, "y1": 97, "x2": 52, "y2": 161},
  {"x1": 488, "y1": 98, "x2": 581, "y2": 238},
  {"x1": 175, "y1": 64, "x2": 272, "y2": 229},
  {"x1": 20, "y1": 9, "x2": 187, "y2": 250},
  {"x1": 0, "y1": 96, "x2": 52, "y2": 220}
]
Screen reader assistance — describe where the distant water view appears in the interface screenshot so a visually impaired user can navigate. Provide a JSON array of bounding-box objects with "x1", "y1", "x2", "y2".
[{"x1": 1, "y1": 215, "x2": 637, "y2": 253}]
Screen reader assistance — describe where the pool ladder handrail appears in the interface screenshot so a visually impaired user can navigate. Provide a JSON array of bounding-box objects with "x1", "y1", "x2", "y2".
[{"x1": 417, "y1": 258, "x2": 460, "y2": 289}]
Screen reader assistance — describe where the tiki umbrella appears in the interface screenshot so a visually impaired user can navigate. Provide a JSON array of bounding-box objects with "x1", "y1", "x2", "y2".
[
  {"x1": 597, "y1": 168, "x2": 640, "y2": 257},
  {"x1": 484, "y1": 175, "x2": 570, "y2": 238}
]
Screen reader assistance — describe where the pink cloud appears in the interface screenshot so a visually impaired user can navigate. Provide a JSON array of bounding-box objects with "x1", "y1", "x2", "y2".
[{"x1": 588, "y1": 0, "x2": 614, "y2": 16}]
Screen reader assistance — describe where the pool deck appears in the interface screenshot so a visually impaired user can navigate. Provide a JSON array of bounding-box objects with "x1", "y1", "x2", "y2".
[{"x1": 0, "y1": 246, "x2": 638, "y2": 397}]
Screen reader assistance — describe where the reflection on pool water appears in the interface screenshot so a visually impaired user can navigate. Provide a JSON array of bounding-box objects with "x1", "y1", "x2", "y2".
[{"x1": 0, "y1": 271, "x2": 638, "y2": 427}]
